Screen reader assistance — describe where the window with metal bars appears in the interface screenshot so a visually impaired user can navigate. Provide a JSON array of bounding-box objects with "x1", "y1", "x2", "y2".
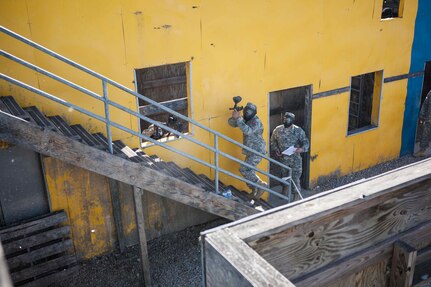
[
  {"x1": 348, "y1": 71, "x2": 383, "y2": 135},
  {"x1": 135, "y1": 62, "x2": 190, "y2": 142}
]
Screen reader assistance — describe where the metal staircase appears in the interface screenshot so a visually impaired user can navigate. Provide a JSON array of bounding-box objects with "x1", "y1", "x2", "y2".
[{"x1": 0, "y1": 26, "x2": 302, "y2": 220}]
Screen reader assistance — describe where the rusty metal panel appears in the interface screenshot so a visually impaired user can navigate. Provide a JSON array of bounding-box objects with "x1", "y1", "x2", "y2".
[{"x1": 0, "y1": 144, "x2": 49, "y2": 225}]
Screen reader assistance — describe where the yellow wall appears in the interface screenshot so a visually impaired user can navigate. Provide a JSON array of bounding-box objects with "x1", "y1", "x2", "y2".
[
  {"x1": 0, "y1": 0, "x2": 418, "y2": 185},
  {"x1": 43, "y1": 157, "x2": 215, "y2": 258},
  {"x1": 43, "y1": 157, "x2": 116, "y2": 259}
]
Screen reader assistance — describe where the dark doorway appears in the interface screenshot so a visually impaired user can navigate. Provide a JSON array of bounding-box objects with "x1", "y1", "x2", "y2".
[
  {"x1": 0, "y1": 144, "x2": 49, "y2": 226},
  {"x1": 420, "y1": 61, "x2": 431, "y2": 104},
  {"x1": 415, "y1": 61, "x2": 431, "y2": 153},
  {"x1": 268, "y1": 85, "x2": 312, "y2": 189}
]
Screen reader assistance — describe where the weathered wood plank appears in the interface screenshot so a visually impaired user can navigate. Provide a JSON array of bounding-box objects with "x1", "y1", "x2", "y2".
[
  {"x1": 417, "y1": 245, "x2": 431, "y2": 265},
  {"x1": 11, "y1": 254, "x2": 76, "y2": 283},
  {"x1": 109, "y1": 179, "x2": 126, "y2": 253},
  {"x1": 7, "y1": 239, "x2": 73, "y2": 270},
  {"x1": 246, "y1": 180, "x2": 431, "y2": 279},
  {"x1": 204, "y1": 229, "x2": 295, "y2": 287},
  {"x1": 141, "y1": 75, "x2": 186, "y2": 89},
  {"x1": 0, "y1": 243, "x2": 12, "y2": 287},
  {"x1": 21, "y1": 265, "x2": 78, "y2": 287},
  {"x1": 389, "y1": 241, "x2": 417, "y2": 287},
  {"x1": 139, "y1": 97, "x2": 187, "y2": 116},
  {"x1": 328, "y1": 261, "x2": 387, "y2": 287},
  {"x1": 0, "y1": 211, "x2": 67, "y2": 242},
  {"x1": 133, "y1": 187, "x2": 151, "y2": 287},
  {"x1": 231, "y1": 158, "x2": 431, "y2": 241},
  {"x1": 293, "y1": 220, "x2": 431, "y2": 287},
  {"x1": 3, "y1": 226, "x2": 70, "y2": 256},
  {"x1": 0, "y1": 111, "x2": 257, "y2": 220}
]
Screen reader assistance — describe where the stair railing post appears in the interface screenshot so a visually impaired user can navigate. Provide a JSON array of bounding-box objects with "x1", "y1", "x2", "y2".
[
  {"x1": 288, "y1": 169, "x2": 292, "y2": 203},
  {"x1": 214, "y1": 134, "x2": 219, "y2": 194},
  {"x1": 102, "y1": 79, "x2": 113, "y2": 154}
]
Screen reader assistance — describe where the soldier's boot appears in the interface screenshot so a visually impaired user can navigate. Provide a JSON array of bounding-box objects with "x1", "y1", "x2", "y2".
[
  {"x1": 251, "y1": 180, "x2": 268, "y2": 200},
  {"x1": 414, "y1": 148, "x2": 428, "y2": 157}
]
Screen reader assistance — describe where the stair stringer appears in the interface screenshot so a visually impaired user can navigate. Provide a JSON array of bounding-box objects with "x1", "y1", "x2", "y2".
[{"x1": 0, "y1": 111, "x2": 259, "y2": 221}]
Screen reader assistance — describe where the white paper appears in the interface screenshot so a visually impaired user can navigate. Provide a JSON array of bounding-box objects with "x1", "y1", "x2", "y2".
[{"x1": 282, "y1": 145, "x2": 296, "y2": 156}]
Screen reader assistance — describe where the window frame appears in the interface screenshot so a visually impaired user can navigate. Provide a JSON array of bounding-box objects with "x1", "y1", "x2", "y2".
[
  {"x1": 134, "y1": 61, "x2": 193, "y2": 146},
  {"x1": 381, "y1": 0, "x2": 404, "y2": 20},
  {"x1": 346, "y1": 70, "x2": 384, "y2": 137}
]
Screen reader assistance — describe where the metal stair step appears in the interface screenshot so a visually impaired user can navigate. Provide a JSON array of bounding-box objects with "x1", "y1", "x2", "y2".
[
  {"x1": 91, "y1": 133, "x2": 126, "y2": 157},
  {"x1": 69, "y1": 124, "x2": 104, "y2": 149},
  {"x1": 0, "y1": 98, "x2": 10, "y2": 114},
  {"x1": 182, "y1": 167, "x2": 215, "y2": 192},
  {"x1": 226, "y1": 185, "x2": 261, "y2": 208},
  {"x1": 0, "y1": 96, "x2": 32, "y2": 121},
  {"x1": 166, "y1": 162, "x2": 209, "y2": 190},
  {"x1": 132, "y1": 149, "x2": 161, "y2": 170},
  {"x1": 196, "y1": 175, "x2": 247, "y2": 204},
  {"x1": 149, "y1": 155, "x2": 164, "y2": 168},
  {"x1": 24, "y1": 106, "x2": 59, "y2": 132},
  {"x1": 160, "y1": 162, "x2": 192, "y2": 184},
  {"x1": 48, "y1": 115, "x2": 81, "y2": 141},
  {"x1": 198, "y1": 174, "x2": 226, "y2": 193},
  {"x1": 112, "y1": 140, "x2": 144, "y2": 163}
]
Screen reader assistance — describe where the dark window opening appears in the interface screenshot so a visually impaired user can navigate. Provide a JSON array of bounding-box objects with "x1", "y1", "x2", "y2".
[
  {"x1": 348, "y1": 71, "x2": 382, "y2": 134},
  {"x1": 381, "y1": 0, "x2": 402, "y2": 19},
  {"x1": 136, "y1": 62, "x2": 189, "y2": 142}
]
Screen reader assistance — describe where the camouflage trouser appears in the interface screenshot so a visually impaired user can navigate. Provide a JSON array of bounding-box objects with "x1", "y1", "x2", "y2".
[
  {"x1": 419, "y1": 122, "x2": 431, "y2": 149},
  {"x1": 239, "y1": 153, "x2": 263, "y2": 189},
  {"x1": 279, "y1": 155, "x2": 302, "y2": 194}
]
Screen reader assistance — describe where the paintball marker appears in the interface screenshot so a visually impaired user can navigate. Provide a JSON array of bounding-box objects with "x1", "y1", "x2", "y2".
[{"x1": 229, "y1": 96, "x2": 243, "y2": 112}]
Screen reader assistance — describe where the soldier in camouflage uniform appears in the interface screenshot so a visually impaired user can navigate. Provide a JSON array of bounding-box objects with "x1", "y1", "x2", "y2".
[
  {"x1": 416, "y1": 90, "x2": 431, "y2": 157},
  {"x1": 228, "y1": 102, "x2": 267, "y2": 199},
  {"x1": 270, "y1": 112, "x2": 309, "y2": 199}
]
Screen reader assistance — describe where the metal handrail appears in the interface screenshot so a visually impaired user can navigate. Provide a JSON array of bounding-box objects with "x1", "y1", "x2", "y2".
[{"x1": 0, "y1": 25, "x2": 303, "y2": 202}]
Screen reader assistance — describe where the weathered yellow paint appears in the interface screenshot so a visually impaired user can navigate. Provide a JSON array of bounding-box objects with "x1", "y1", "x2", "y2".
[
  {"x1": 0, "y1": 1, "x2": 419, "y2": 187},
  {"x1": 43, "y1": 157, "x2": 116, "y2": 259},
  {"x1": 371, "y1": 71, "x2": 383, "y2": 126}
]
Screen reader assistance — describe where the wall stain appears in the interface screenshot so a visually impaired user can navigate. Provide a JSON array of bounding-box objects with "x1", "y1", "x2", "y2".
[
  {"x1": 120, "y1": 9, "x2": 128, "y2": 65},
  {"x1": 313, "y1": 168, "x2": 342, "y2": 187},
  {"x1": 200, "y1": 19, "x2": 203, "y2": 50},
  {"x1": 154, "y1": 24, "x2": 172, "y2": 30}
]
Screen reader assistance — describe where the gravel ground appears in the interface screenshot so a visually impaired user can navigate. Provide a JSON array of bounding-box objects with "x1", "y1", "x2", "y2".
[{"x1": 51, "y1": 154, "x2": 430, "y2": 287}]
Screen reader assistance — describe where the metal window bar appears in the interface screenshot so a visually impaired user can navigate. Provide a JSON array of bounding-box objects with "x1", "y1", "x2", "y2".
[{"x1": 0, "y1": 26, "x2": 303, "y2": 201}]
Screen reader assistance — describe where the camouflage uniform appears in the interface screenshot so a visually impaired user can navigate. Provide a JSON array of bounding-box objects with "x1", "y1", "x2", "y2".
[
  {"x1": 228, "y1": 115, "x2": 266, "y2": 189},
  {"x1": 419, "y1": 91, "x2": 431, "y2": 151},
  {"x1": 270, "y1": 124, "x2": 309, "y2": 194}
]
